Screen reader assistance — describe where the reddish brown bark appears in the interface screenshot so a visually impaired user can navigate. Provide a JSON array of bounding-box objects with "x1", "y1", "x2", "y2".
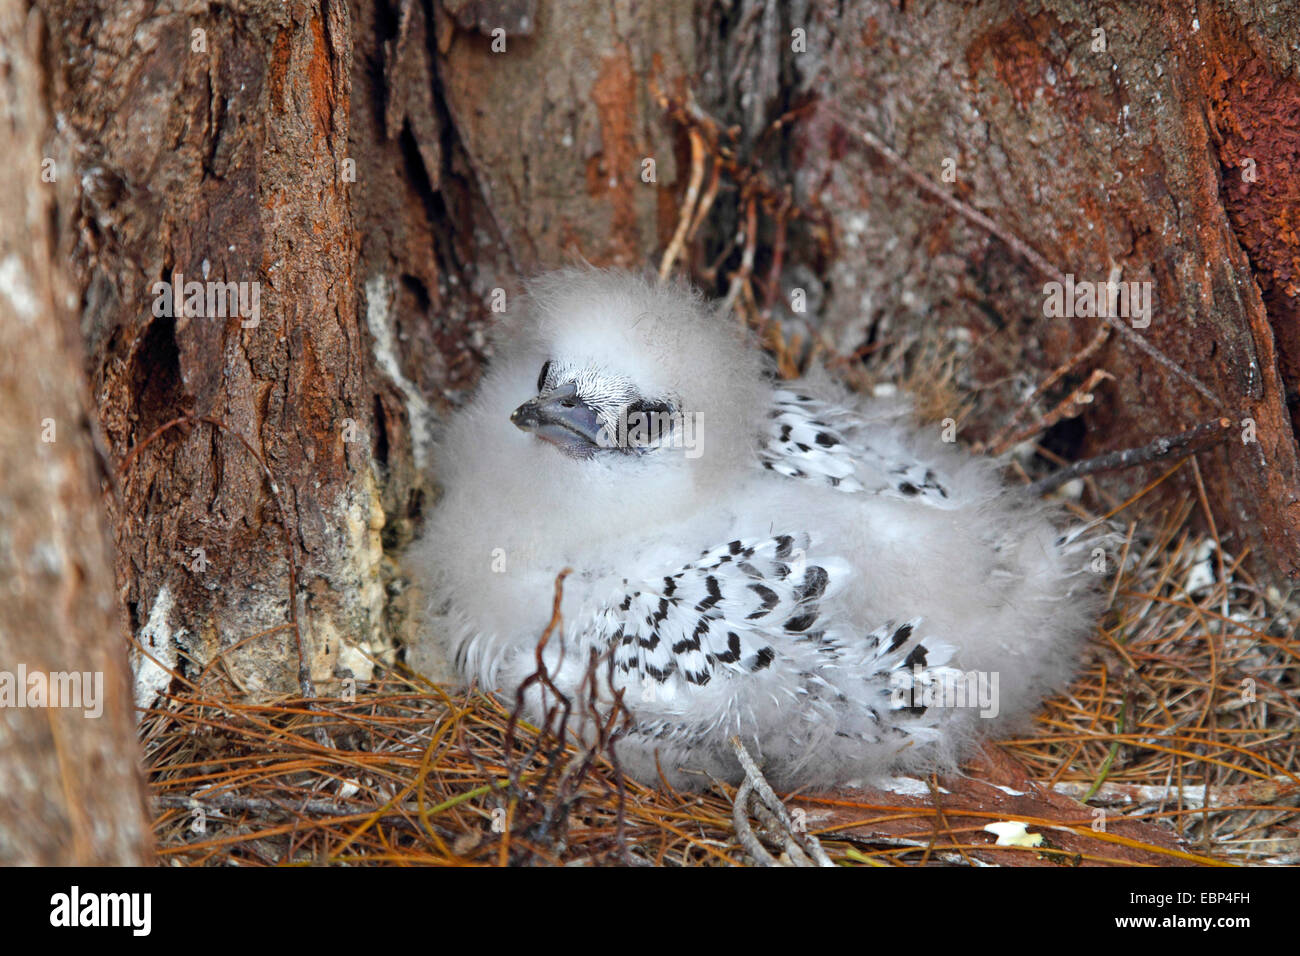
[
  {"x1": 41, "y1": 0, "x2": 381, "y2": 700},
  {"x1": 0, "y1": 0, "x2": 150, "y2": 865}
]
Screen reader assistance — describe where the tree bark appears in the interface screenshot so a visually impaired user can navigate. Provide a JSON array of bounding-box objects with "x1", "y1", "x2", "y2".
[
  {"x1": 0, "y1": 0, "x2": 151, "y2": 865},
  {"x1": 41, "y1": 0, "x2": 383, "y2": 701}
]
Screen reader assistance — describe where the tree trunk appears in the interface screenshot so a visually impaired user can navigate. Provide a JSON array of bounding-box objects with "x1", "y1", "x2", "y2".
[
  {"x1": 0, "y1": 0, "x2": 150, "y2": 865},
  {"x1": 41, "y1": 0, "x2": 383, "y2": 701}
]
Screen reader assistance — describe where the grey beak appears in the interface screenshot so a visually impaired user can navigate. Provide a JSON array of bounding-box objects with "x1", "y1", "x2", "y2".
[
  {"x1": 511, "y1": 383, "x2": 608, "y2": 452},
  {"x1": 508, "y1": 401, "x2": 544, "y2": 429}
]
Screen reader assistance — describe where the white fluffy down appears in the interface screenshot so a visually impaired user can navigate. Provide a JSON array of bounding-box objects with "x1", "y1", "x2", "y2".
[{"x1": 410, "y1": 267, "x2": 1103, "y2": 790}]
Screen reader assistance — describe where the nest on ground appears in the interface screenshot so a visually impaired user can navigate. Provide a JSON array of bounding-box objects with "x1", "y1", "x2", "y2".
[{"x1": 143, "y1": 461, "x2": 1300, "y2": 866}]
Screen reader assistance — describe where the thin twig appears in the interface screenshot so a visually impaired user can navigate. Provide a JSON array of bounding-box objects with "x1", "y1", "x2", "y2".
[
  {"x1": 990, "y1": 368, "x2": 1116, "y2": 455},
  {"x1": 659, "y1": 127, "x2": 707, "y2": 280},
  {"x1": 1032, "y1": 417, "x2": 1235, "y2": 496},
  {"x1": 1054, "y1": 775, "x2": 1300, "y2": 808},
  {"x1": 686, "y1": 158, "x2": 722, "y2": 243},
  {"x1": 980, "y1": 325, "x2": 1112, "y2": 454},
  {"x1": 751, "y1": 800, "x2": 814, "y2": 866}
]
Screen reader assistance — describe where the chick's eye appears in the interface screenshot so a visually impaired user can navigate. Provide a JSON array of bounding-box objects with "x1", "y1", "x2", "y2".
[
  {"x1": 537, "y1": 360, "x2": 552, "y2": 393},
  {"x1": 627, "y1": 399, "x2": 674, "y2": 418}
]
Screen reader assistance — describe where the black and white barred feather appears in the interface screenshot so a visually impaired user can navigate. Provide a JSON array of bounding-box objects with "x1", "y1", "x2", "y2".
[{"x1": 762, "y1": 389, "x2": 954, "y2": 504}]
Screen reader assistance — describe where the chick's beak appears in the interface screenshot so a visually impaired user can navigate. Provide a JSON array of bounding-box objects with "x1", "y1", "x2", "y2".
[{"x1": 510, "y1": 383, "x2": 607, "y2": 452}]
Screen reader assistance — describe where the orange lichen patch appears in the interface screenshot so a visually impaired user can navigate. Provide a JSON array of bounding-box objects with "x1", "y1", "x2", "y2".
[
  {"x1": 267, "y1": 27, "x2": 294, "y2": 112},
  {"x1": 583, "y1": 152, "x2": 608, "y2": 196},
  {"x1": 307, "y1": 12, "x2": 336, "y2": 142},
  {"x1": 860, "y1": 15, "x2": 881, "y2": 48},
  {"x1": 589, "y1": 44, "x2": 643, "y2": 265},
  {"x1": 266, "y1": 16, "x2": 336, "y2": 146},
  {"x1": 1205, "y1": 61, "x2": 1300, "y2": 295},
  {"x1": 965, "y1": 11, "x2": 1088, "y2": 120}
]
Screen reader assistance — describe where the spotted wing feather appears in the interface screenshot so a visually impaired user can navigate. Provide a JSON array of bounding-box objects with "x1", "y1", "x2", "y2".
[
  {"x1": 594, "y1": 534, "x2": 850, "y2": 691},
  {"x1": 761, "y1": 389, "x2": 955, "y2": 506}
]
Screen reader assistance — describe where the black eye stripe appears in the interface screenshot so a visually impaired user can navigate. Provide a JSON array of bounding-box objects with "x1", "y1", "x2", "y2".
[
  {"x1": 537, "y1": 360, "x2": 552, "y2": 393},
  {"x1": 627, "y1": 399, "x2": 675, "y2": 417}
]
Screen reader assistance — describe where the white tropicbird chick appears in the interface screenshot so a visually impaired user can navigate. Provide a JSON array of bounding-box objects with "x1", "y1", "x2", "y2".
[{"x1": 412, "y1": 268, "x2": 1101, "y2": 790}]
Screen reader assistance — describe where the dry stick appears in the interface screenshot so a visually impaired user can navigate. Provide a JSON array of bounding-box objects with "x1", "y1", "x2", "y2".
[
  {"x1": 571, "y1": 647, "x2": 635, "y2": 864},
  {"x1": 1053, "y1": 774, "x2": 1300, "y2": 808},
  {"x1": 721, "y1": 196, "x2": 760, "y2": 318},
  {"x1": 990, "y1": 368, "x2": 1116, "y2": 456},
  {"x1": 979, "y1": 324, "x2": 1112, "y2": 454},
  {"x1": 505, "y1": 569, "x2": 573, "y2": 790},
  {"x1": 764, "y1": 204, "x2": 790, "y2": 309},
  {"x1": 751, "y1": 800, "x2": 815, "y2": 866},
  {"x1": 1030, "y1": 418, "x2": 1236, "y2": 496},
  {"x1": 686, "y1": 158, "x2": 722, "y2": 243},
  {"x1": 156, "y1": 793, "x2": 416, "y2": 820},
  {"x1": 656, "y1": 87, "x2": 821, "y2": 331},
  {"x1": 505, "y1": 569, "x2": 627, "y2": 862},
  {"x1": 600, "y1": 673, "x2": 635, "y2": 865},
  {"x1": 732, "y1": 777, "x2": 782, "y2": 866},
  {"x1": 659, "y1": 126, "x2": 707, "y2": 280},
  {"x1": 655, "y1": 84, "x2": 824, "y2": 224},
  {"x1": 829, "y1": 106, "x2": 1226, "y2": 412},
  {"x1": 118, "y1": 414, "x2": 316, "y2": 706},
  {"x1": 729, "y1": 735, "x2": 835, "y2": 867}
]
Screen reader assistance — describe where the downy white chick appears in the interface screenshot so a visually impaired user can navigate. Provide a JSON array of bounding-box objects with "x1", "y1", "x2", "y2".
[{"x1": 412, "y1": 268, "x2": 1101, "y2": 790}]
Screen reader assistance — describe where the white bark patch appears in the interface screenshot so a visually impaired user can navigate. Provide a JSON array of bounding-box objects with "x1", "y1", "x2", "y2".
[
  {"x1": 338, "y1": 644, "x2": 374, "y2": 682},
  {"x1": 364, "y1": 274, "x2": 432, "y2": 469},
  {"x1": 0, "y1": 255, "x2": 39, "y2": 324},
  {"x1": 302, "y1": 474, "x2": 389, "y2": 685},
  {"x1": 133, "y1": 585, "x2": 179, "y2": 710}
]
